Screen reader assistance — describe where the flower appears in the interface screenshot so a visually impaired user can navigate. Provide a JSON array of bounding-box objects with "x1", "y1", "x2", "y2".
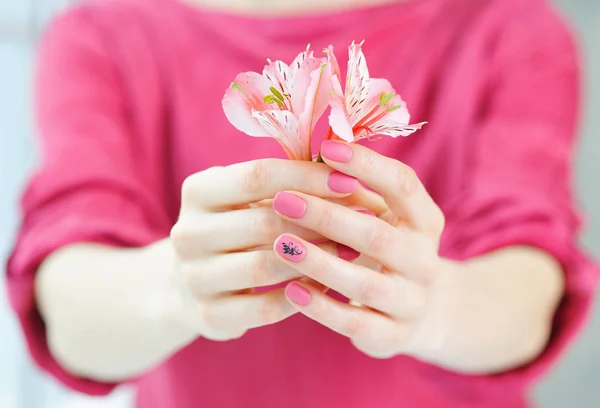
[
  {"x1": 222, "y1": 45, "x2": 330, "y2": 160},
  {"x1": 325, "y1": 41, "x2": 426, "y2": 142}
]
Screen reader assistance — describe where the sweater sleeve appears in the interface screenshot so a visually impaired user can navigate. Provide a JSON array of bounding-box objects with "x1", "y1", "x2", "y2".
[
  {"x1": 5, "y1": 8, "x2": 170, "y2": 395},
  {"x1": 440, "y1": 1, "x2": 598, "y2": 388}
]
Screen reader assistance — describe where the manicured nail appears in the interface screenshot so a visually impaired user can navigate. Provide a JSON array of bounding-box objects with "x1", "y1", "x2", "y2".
[
  {"x1": 327, "y1": 171, "x2": 358, "y2": 193},
  {"x1": 357, "y1": 209, "x2": 376, "y2": 216},
  {"x1": 320, "y1": 140, "x2": 353, "y2": 163},
  {"x1": 275, "y1": 235, "x2": 307, "y2": 262},
  {"x1": 337, "y1": 244, "x2": 360, "y2": 261},
  {"x1": 285, "y1": 282, "x2": 312, "y2": 306},
  {"x1": 273, "y1": 192, "x2": 306, "y2": 218}
]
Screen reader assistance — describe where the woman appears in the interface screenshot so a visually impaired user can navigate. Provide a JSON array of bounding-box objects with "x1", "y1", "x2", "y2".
[{"x1": 6, "y1": 0, "x2": 598, "y2": 406}]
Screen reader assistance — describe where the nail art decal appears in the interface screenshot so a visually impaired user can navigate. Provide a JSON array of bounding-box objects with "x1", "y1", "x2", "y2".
[
  {"x1": 275, "y1": 236, "x2": 307, "y2": 262},
  {"x1": 282, "y1": 242, "x2": 304, "y2": 257}
]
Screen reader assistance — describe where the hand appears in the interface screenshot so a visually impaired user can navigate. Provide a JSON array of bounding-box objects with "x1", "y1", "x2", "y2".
[
  {"x1": 271, "y1": 141, "x2": 448, "y2": 359},
  {"x1": 170, "y1": 158, "x2": 378, "y2": 342}
]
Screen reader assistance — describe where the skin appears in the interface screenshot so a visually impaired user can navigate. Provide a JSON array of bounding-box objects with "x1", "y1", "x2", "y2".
[
  {"x1": 36, "y1": 0, "x2": 564, "y2": 384},
  {"x1": 38, "y1": 142, "x2": 563, "y2": 381}
]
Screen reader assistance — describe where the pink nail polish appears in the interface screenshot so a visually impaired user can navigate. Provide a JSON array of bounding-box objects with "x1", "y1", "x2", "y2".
[
  {"x1": 320, "y1": 140, "x2": 353, "y2": 163},
  {"x1": 285, "y1": 282, "x2": 312, "y2": 306},
  {"x1": 357, "y1": 209, "x2": 376, "y2": 216},
  {"x1": 337, "y1": 244, "x2": 360, "y2": 261},
  {"x1": 273, "y1": 192, "x2": 307, "y2": 218},
  {"x1": 275, "y1": 235, "x2": 307, "y2": 262},
  {"x1": 328, "y1": 171, "x2": 358, "y2": 193}
]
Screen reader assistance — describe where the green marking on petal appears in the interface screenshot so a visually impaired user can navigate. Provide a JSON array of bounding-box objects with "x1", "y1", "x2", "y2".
[
  {"x1": 270, "y1": 87, "x2": 285, "y2": 102},
  {"x1": 386, "y1": 104, "x2": 402, "y2": 112},
  {"x1": 232, "y1": 82, "x2": 242, "y2": 90},
  {"x1": 379, "y1": 92, "x2": 395, "y2": 106}
]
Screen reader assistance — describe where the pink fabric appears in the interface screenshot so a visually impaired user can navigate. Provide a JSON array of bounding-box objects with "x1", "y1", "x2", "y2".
[{"x1": 6, "y1": 0, "x2": 598, "y2": 406}]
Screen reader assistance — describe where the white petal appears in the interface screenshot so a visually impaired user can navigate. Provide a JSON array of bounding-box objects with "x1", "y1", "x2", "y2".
[
  {"x1": 345, "y1": 41, "x2": 370, "y2": 125},
  {"x1": 222, "y1": 73, "x2": 273, "y2": 137},
  {"x1": 252, "y1": 110, "x2": 304, "y2": 158},
  {"x1": 369, "y1": 120, "x2": 427, "y2": 138},
  {"x1": 328, "y1": 75, "x2": 355, "y2": 142},
  {"x1": 263, "y1": 60, "x2": 292, "y2": 95}
]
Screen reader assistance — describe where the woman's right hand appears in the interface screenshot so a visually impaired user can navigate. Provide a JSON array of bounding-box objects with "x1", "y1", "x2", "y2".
[{"x1": 170, "y1": 158, "x2": 371, "y2": 341}]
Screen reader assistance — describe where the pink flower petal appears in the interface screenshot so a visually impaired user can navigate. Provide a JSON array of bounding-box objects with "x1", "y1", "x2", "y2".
[
  {"x1": 290, "y1": 57, "x2": 327, "y2": 116},
  {"x1": 298, "y1": 61, "x2": 330, "y2": 157},
  {"x1": 383, "y1": 94, "x2": 411, "y2": 124},
  {"x1": 263, "y1": 60, "x2": 292, "y2": 96},
  {"x1": 222, "y1": 72, "x2": 275, "y2": 137},
  {"x1": 328, "y1": 75, "x2": 354, "y2": 142},
  {"x1": 289, "y1": 44, "x2": 315, "y2": 76},
  {"x1": 362, "y1": 78, "x2": 404, "y2": 118},
  {"x1": 324, "y1": 45, "x2": 342, "y2": 85},
  {"x1": 252, "y1": 110, "x2": 304, "y2": 159}
]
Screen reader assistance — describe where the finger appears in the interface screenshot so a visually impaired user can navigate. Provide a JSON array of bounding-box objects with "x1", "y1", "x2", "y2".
[
  {"x1": 273, "y1": 193, "x2": 440, "y2": 284},
  {"x1": 203, "y1": 289, "x2": 297, "y2": 333},
  {"x1": 273, "y1": 234, "x2": 425, "y2": 317},
  {"x1": 172, "y1": 207, "x2": 325, "y2": 256},
  {"x1": 319, "y1": 141, "x2": 445, "y2": 237},
  {"x1": 283, "y1": 281, "x2": 399, "y2": 350},
  {"x1": 181, "y1": 159, "x2": 361, "y2": 211},
  {"x1": 184, "y1": 243, "x2": 338, "y2": 295},
  {"x1": 272, "y1": 192, "x2": 406, "y2": 273},
  {"x1": 329, "y1": 184, "x2": 389, "y2": 217}
]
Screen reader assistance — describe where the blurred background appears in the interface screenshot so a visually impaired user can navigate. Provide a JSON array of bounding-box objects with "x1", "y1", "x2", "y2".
[{"x1": 0, "y1": 0, "x2": 599, "y2": 407}]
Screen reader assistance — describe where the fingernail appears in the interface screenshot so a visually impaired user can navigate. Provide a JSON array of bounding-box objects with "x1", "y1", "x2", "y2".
[
  {"x1": 327, "y1": 171, "x2": 358, "y2": 193},
  {"x1": 275, "y1": 235, "x2": 307, "y2": 262},
  {"x1": 273, "y1": 192, "x2": 306, "y2": 218},
  {"x1": 357, "y1": 209, "x2": 376, "y2": 216},
  {"x1": 337, "y1": 244, "x2": 360, "y2": 261},
  {"x1": 285, "y1": 282, "x2": 312, "y2": 306},
  {"x1": 321, "y1": 140, "x2": 353, "y2": 163}
]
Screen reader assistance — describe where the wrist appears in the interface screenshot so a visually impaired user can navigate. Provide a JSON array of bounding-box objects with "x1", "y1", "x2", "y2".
[{"x1": 138, "y1": 239, "x2": 200, "y2": 348}]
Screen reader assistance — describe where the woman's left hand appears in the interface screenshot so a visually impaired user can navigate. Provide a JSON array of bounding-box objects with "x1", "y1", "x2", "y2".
[{"x1": 271, "y1": 140, "x2": 449, "y2": 359}]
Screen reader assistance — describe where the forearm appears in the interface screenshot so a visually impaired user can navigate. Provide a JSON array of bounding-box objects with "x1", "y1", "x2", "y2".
[
  {"x1": 35, "y1": 239, "x2": 198, "y2": 382},
  {"x1": 412, "y1": 246, "x2": 565, "y2": 374}
]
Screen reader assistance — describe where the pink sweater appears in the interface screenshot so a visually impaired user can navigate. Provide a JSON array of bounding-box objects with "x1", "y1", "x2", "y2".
[{"x1": 6, "y1": 0, "x2": 598, "y2": 406}]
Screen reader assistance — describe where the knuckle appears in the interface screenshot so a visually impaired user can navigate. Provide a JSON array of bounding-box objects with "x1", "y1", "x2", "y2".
[
  {"x1": 355, "y1": 340, "x2": 397, "y2": 359},
  {"x1": 242, "y1": 160, "x2": 271, "y2": 194},
  {"x1": 356, "y1": 276, "x2": 387, "y2": 305},
  {"x1": 316, "y1": 207, "x2": 337, "y2": 231},
  {"x1": 414, "y1": 250, "x2": 440, "y2": 285},
  {"x1": 430, "y1": 207, "x2": 446, "y2": 235},
  {"x1": 181, "y1": 173, "x2": 204, "y2": 206},
  {"x1": 199, "y1": 304, "x2": 220, "y2": 331},
  {"x1": 308, "y1": 253, "x2": 329, "y2": 282},
  {"x1": 170, "y1": 222, "x2": 195, "y2": 259},
  {"x1": 259, "y1": 297, "x2": 285, "y2": 325},
  {"x1": 247, "y1": 252, "x2": 276, "y2": 287},
  {"x1": 250, "y1": 210, "x2": 285, "y2": 240},
  {"x1": 365, "y1": 224, "x2": 394, "y2": 255},
  {"x1": 361, "y1": 151, "x2": 380, "y2": 174},
  {"x1": 342, "y1": 314, "x2": 366, "y2": 338},
  {"x1": 395, "y1": 165, "x2": 419, "y2": 197},
  {"x1": 180, "y1": 263, "x2": 197, "y2": 293},
  {"x1": 170, "y1": 216, "x2": 212, "y2": 259}
]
